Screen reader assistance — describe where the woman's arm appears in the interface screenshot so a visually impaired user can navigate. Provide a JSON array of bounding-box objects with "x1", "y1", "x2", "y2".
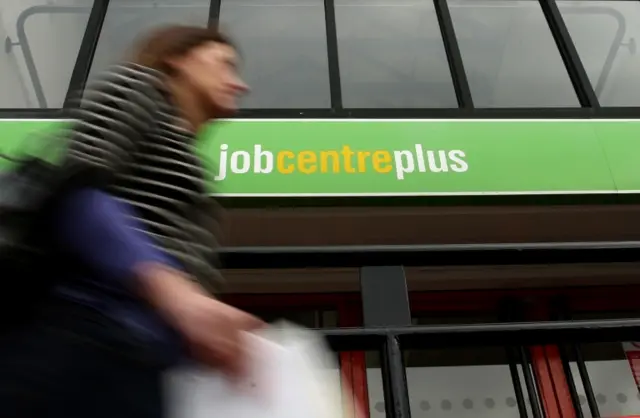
[
  {"x1": 55, "y1": 188, "x2": 180, "y2": 286},
  {"x1": 55, "y1": 189, "x2": 264, "y2": 376}
]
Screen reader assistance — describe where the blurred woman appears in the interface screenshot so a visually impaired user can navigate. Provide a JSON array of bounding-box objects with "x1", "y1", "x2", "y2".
[{"x1": 0, "y1": 25, "x2": 260, "y2": 418}]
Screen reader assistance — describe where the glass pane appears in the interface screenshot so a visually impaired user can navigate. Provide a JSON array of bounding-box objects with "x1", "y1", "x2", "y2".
[
  {"x1": 449, "y1": 0, "x2": 579, "y2": 108},
  {"x1": 559, "y1": 0, "x2": 640, "y2": 107},
  {"x1": 367, "y1": 347, "x2": 534, "y2": 418},
  {"x1": 334, "y1": 0, "x2": 457, "y2": 108},
  {"x1": 567, "y1": 342, "x2": 640, "y2": 418},
  {"x1": 219, "y1": 0, "x2": 331, "y2": 109},
  {"x1": 1, "y1": 0, "x2": 93, "y2": 108},
  {"x1": 88, "y1": 0, "x2": 210, "y2": 79}
]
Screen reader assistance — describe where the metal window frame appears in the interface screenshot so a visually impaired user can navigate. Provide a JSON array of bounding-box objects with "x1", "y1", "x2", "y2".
[
  {"x1": 3, "y1": 0, "x2": 640, "y2": 118},
  {"x1": 539, "y1": 0, "x2": 600, "y2": 109},
  {"x1": 63, "y1": 0, "x2": 110, "y2": 107},
  {"x1": 208, "y1": 0, "x2": 221, "y2": 27}
]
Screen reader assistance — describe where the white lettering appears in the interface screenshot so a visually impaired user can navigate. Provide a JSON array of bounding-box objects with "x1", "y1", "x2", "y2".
[
  {"x1": 427, "y1": 150, "x2": 448, "y2": 172},
  {"x1": 230, "y1": 150, "x2": 251, "y2": 174},
  {"x1": 253, "y1": 145, "x2": 273, "y2": 174},
  {"x1": 448, "y1": 150, "x2": 468, "y2": 172},
  {"x1": 393, "y1": 150, "x2": 414, "y2": 180},
  {"x1": 214, "y1": 144, "x2": 228, "y2": 181}
]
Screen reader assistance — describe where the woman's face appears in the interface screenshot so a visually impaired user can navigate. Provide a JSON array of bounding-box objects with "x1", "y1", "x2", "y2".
[{"x1": 173, "y1": 41, "x2": 249, "y2": 115}]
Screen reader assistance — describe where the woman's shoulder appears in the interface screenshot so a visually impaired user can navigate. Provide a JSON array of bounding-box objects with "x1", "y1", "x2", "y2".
[
  {"x1": 102, "y1": 62, "x2": 165, "y2": 86},
  {"x1": 79, "y1": 62, "x2": 169, "y2": 112}
]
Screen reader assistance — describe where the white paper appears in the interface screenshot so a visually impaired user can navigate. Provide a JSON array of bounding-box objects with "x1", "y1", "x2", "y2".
[{"x1": 164, "y1": 323, "x2": 343, "y2": 418}]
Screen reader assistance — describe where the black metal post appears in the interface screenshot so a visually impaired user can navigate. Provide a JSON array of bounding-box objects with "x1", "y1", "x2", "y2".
[
  {"x1": 432, "y1": 0, "x2": 473, "y2": 109},
  {"x1": 63, "y1": 0, "x2": 110, "y2": 107},
  {"x1": 507, "y1": 347, "x2": 531, "y2": 418},
  {"x1": 501, "y1": 299, "x2": 531, "y2": 418},
  {"x1": 360, "y1": 266, "x2": 411, "y2": 417},
  {"x1": 558, "y1": 344, "x2": 585, "y2": 418},
  {"x1": 519, "y1": 346, "x2": 544, "y2": 418},
  {"x1": 208, "y1": 0, "x2": 222, "y2": 27},
  {"x1": 573, "y1": 345, "x2": 600, "y2": 417},
  {"x1": 360, "y1": 266, "x2": 411, "y2": 327},
  {"x1": 323, "y1": 0, "x2": 343, "y2": 110},
  {"x1": 381, "y1": 335, "x2": 412, "y2": 418},
  {"x1": 538, "y1": 0, "x2": 599, "y2": 108},
  {"x1": 551, "y1": 297, "x2": 585, "y2": 418}
]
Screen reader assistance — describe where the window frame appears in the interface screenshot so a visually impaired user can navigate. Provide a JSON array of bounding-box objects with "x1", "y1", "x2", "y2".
[{"x1": 3, "y1": 0, "x2": 640, "y2": 117}]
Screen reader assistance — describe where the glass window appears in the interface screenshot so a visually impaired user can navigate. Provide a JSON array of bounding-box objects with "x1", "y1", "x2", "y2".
[
  {"x1": 449, "y1": 0, "x2": 579, "y2": 108},
  {"x1": 219, "y1": 0, "x2": 331, "y2": 109},
  {"x1": 88, "y1": 0, "x2": 210, "y2": 79},
  {"x1": 558, "y1": 0, "x2": 640, "y2": 107},
  {"x1": 367, "y1": 347, "x2": 536, "y2": 418},
  {"x1": 566, "y1": 342, "x2": 640, "y2": 418},
  {"x1": 334, "y1": 0, "x2": 457, "y2": 108},
  {"x1": 1, "y1": 0, "x2": 93, "y2": 108},
  {"x1": 565, "y1": 311, "x2": 640, "y2": 417},
  {"x1": 367, "y1": 315, "x2": 537, "y2": 418}
]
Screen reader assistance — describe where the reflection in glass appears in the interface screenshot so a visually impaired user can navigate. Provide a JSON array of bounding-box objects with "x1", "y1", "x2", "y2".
[
  {"x1": 1, "y1": 0, "x2": 93, "y2": 108},
  {"x1": 334, "y1": 0, "x2": 457, "y2": 108},
  {"x1": 449, "y1": 0, "x2": 579, "y2": 108},
  {"x1": 88, "y1": 0, "x2": 210, "y2": 79},
  {"x1": 558, "y1": 1, "x2": 640, "y2": 107},
  {"x1": 219, "y1": 0, "x2": 331, "y2": 109}
]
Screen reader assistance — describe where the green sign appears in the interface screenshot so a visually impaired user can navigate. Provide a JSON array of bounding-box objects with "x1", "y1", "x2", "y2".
[{"x1": 2, "y1": 119, "x2": 640, "y2": 196}]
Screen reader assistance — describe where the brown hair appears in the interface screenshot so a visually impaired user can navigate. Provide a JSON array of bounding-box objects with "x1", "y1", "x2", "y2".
[{"x1": 128, "y1": 25, "x2": 234, "y2": 76}]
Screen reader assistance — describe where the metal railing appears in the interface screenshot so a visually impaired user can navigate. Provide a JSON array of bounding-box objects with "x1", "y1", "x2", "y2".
[
  {"x1": 218, "y1": 240, "x2": 640, "y2": 269},
  {"x1": 218, "y1": 240, "x2": 640, "y2": 417},
  {"x1": 319, "y1": 319, "x2": 640, "y2": 418}
]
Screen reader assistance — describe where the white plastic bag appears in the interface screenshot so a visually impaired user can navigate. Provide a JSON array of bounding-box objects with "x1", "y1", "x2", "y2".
[{"x1": 164, "y1": 322, "x2": 352, "y2": 418}]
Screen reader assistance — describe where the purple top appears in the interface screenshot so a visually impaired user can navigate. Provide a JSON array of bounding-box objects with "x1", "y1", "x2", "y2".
[{"x1": 54, "y1": 188, "x2": 184, "y2": 365}]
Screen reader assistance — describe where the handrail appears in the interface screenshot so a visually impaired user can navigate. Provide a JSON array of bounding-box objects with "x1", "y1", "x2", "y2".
[
  {"x1": 14, "y1": 6, "x2": 93, "y2": 108},
  {"x1": 560, "y1": 6, "x2": 628, "y2": 98},
  {"x1": 319, "y1": 317, "x2": 640, "y2": 351},
  {"x1": 218, "y1": 240, "x2": 640, "y2": 268},
  {"x1": 319, "y1": 317, "x2": 640, "y2": 418}
]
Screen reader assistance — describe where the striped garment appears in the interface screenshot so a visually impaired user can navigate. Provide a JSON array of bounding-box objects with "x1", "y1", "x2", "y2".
[{"x1": 63, "y1": 63, "x2": 222, "y2": 293}]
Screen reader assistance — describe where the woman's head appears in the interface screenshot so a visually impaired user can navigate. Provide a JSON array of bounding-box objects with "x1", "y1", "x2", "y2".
[{"x1": 129, "y1": 25, "x2": 248, "y2": 118}]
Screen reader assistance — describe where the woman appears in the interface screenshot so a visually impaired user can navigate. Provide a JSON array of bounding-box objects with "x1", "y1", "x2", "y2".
[{"x1": 0, "y1": 25, "x2": 260, "y2": 417}]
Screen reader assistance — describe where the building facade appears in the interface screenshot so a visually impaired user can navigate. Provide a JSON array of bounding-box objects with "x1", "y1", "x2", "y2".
[{"x1": 3, "y1": 0, "x2": 640, "y2": 417}]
